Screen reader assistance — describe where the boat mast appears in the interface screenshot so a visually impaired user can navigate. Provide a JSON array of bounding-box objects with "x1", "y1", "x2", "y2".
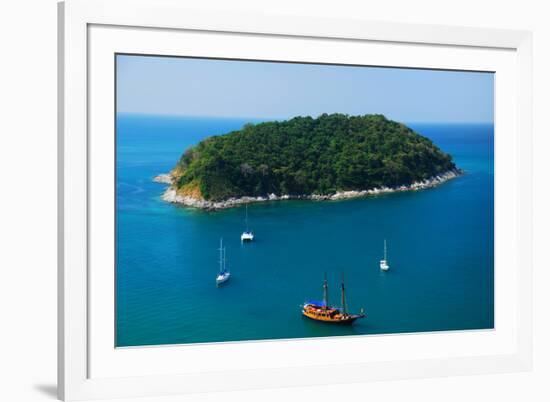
[
  {"x1": 341, "y1": 274, "x2": 348, "y2": 315},
  {"x1": 245, "y1": 204, "x2": 249, "y2": 232},
  {"x1": 218, "y1": 238, "x2": 223, "y2": 273},
  {"x1": 323, "y1": 273, "x2": 329, "y2": 309},
  {"x1": 384, "y1": 239, "x2": 387, "y2": 261},
  {"x1": 223, "y1": 246, "x2": 227, "y2": 273}
]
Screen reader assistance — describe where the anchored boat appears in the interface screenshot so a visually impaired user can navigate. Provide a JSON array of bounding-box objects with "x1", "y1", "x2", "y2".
[
  {"x1": 240, "y1": 204, "x2": 254, "y2": 242},
  {"x1": 380, "y1": 239, "x2": 390, "y2": 271},
  {"x1": 215, "y1": 238, "x2": 230, "y2": 286},
  {"x1": 302, "y1": 274, "x2": 365, "y2": 325}
]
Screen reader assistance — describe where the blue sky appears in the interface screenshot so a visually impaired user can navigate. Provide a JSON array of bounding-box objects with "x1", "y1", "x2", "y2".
[{"x1": 116, "y1": 55, "x2": 494, "y2": 124}]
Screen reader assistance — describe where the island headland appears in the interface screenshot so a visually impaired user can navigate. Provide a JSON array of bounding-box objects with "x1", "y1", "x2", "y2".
[{"x1": 154, "y1": 114, "x2": 462, "y2": 210}]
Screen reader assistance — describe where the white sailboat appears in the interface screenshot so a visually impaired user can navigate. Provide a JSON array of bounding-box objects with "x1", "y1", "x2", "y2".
[
  {"x1": 240, "y1": 204, "x2": 254, "y2": 242},
  {"x1": 216, "y1": 238, "x2": 230, "y2": 286},
  {"x1": 380, "y1": 239, "x2": 390, "y2": 271}
]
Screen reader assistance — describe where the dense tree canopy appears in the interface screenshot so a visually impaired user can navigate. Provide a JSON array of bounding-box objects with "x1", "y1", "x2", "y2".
[{"x1": 172, "y1": 114, "x2": 456, "y2": 201}]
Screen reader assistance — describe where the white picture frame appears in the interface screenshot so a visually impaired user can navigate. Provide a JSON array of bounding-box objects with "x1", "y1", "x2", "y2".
[{"x1": 58, "y1": 0, "x2": 533, "y2": 400}]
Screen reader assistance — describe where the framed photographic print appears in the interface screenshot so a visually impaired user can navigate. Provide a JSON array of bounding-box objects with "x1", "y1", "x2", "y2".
[{"x1": 58, "y1": 0, "x2": 533, "y2": 400}]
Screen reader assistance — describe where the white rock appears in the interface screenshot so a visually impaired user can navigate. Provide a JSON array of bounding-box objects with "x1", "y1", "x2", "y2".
[
  {"x1": 156, "y1": 169, "x2": 462, "y2": 210},
  {"x1": 153, "y1": 173, "x2": 173, "y2": 184}
]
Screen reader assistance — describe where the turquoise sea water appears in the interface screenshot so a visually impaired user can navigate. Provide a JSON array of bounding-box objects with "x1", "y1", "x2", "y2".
[{"x1": 115, "y1": 114, "x2": 494, "y2": 347}]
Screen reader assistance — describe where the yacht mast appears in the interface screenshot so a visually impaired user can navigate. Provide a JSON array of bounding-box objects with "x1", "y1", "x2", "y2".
[
  {"x1": 323, "y1": 273, "x2": 329, "y2": 308},
  {"x1": 341, "y1": 274, "x2": 348, "y2": 315},
  {"x1": 384, "y1": 239, "x2": 387, "y2": 261},
  {"x1": 218, "y1": 238, "x2": 223, "y2": 273},
  {"x1": 223, "y1": 247, "x2": 227, "y2": 273}
]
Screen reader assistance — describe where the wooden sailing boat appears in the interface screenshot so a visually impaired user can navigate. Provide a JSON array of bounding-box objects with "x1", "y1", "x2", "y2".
[
  {"x1": 215, "y1": 238, "x2": 230, "y2": 286},
  {"x1": 240, "y1": 204, "x2": 254, "y2": 242},
  {"x1": 302, "y1": 274, "x2": 365, "y2": 324}
]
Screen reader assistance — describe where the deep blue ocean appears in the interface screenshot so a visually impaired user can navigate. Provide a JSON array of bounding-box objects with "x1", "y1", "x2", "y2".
[{"x1": 115, "y1": 114, "x2": 494, "y2": 347}]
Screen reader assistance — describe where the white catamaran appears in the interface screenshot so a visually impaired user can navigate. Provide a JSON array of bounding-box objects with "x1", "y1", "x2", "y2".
[
  {"x1": 240, "y1": 204, "x2": 254, "y2": 242},
  {"x1": 216, "y1": 238, "x2": 230, "y2": 286},
  {"x1": 380, "y1": 239, "x2": 390, "y2": 271}
]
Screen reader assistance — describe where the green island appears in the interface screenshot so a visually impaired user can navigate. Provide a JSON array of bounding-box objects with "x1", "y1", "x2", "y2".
[{"x1": 155, "y1": 114, "x2": 461, "y2": 210}]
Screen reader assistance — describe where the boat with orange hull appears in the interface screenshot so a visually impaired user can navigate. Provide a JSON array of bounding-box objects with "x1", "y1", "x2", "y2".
[{"x1": 302, "y1": 274, "x2": 365, "y2": 325}]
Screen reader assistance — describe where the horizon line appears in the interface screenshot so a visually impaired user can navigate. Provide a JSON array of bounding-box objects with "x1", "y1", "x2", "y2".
[{"x1": 116, "y1": 111, "x2": 494, "y2": 125}]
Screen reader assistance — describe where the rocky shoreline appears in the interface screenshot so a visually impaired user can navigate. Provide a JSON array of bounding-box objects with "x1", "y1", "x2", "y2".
[{"x1": 153, "y1": 169, "x2": 462, "y2": 211}]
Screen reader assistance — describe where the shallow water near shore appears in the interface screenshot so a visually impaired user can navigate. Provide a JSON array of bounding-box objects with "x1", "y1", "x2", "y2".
[{"x1": 116, "y1": 114, "x2": 494, "y2": 347}]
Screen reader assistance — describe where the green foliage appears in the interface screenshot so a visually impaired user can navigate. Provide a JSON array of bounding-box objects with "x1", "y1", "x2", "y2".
[{"x1": 175, "y1": 114, "x2": 456, "y2": 201}]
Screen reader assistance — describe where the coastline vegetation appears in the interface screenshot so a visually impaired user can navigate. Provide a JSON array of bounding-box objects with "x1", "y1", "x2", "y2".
[{"x1": 170, "y1": 114, "x2": 457, "y2": 202}]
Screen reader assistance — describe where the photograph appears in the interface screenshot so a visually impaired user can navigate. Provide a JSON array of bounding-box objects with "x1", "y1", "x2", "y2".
[{"x1": 115, "y1": 54, "x2": 494, "y2": 347}]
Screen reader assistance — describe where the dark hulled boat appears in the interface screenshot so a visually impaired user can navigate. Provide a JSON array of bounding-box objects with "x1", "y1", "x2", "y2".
[{"x1": 302, "y1": 274, "x2": 365, "y2": 325}]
